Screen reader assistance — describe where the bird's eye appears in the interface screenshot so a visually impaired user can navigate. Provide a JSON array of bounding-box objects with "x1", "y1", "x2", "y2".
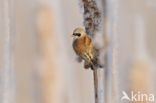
[{"x1": 77, "y1": 33, "x2": 81, "y2": 37}]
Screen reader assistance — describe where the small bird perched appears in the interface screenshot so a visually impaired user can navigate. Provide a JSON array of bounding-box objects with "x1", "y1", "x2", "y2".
[{"x1": 72, "y1": 28, "x2": 102, "y2": 70}]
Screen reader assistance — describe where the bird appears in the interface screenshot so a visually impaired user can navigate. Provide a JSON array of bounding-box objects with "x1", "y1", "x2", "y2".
[{"x1": 72, "y1": 28, "x2": 102, "y2": 70}]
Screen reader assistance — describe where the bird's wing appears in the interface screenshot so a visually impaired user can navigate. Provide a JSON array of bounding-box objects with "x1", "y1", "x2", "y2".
[{"x1": 84, "y1": 35, "x2": 93, "y2": 48}]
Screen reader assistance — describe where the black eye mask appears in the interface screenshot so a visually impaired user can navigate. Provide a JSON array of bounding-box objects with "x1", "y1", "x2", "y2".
[{"x1": 73, "y1": 33, "x2": 81, "y2": 37}]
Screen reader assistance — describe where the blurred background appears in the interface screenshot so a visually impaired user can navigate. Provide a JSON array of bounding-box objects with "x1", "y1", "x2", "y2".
[{"x1": 0, "y1": 0, "x2": 156, "y2": 103}]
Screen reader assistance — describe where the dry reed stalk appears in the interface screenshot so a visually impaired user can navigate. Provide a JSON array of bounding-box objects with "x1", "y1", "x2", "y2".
[
  {"x1": 111, "y1": 0, "x2": 119, "y2": 102},
  {"x1": 92, "y1": 66, "x2": 98, "y2": 103},
  {"x1": 37, "y1": 5, "x2": 63, "y2": 103},
  {"x1": 0, "y1": 0, "x2": 16, "y2": 102},
  {"x1": 130, "y1": 15, "x2": 150, "y2": 103}
]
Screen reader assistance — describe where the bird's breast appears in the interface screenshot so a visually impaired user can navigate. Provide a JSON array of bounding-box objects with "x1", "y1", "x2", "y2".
[{"x1": 73, "y1": 36, "x2": 93, "y2": 55}]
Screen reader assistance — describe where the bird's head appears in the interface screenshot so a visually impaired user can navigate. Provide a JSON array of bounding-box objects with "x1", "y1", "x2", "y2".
[{"x1": 72, "y1": 28, "x2": 86, "y2": 39}]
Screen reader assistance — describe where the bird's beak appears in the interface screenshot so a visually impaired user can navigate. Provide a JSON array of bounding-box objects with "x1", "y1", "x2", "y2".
[{"x1": 71, "y1": 33, "x2": 75, "y2": 37}]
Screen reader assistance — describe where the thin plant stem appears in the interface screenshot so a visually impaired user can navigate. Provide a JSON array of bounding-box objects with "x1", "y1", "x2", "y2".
[{"x1": 92, "y1": 66, "x2": 98, "y2": 103}]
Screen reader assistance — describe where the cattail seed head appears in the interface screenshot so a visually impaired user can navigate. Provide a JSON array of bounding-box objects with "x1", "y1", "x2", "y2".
[{"x1": 80, "y1": 0, "x2": 102, "y2": 37}]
